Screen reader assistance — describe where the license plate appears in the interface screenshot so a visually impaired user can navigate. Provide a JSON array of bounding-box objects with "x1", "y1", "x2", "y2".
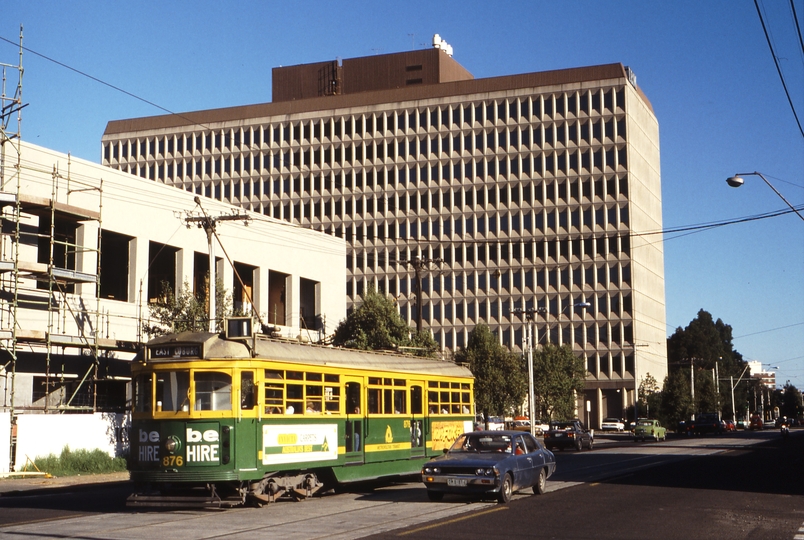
[{"x1": 447, "y1": 478, "x2": 467, "y2": 486}]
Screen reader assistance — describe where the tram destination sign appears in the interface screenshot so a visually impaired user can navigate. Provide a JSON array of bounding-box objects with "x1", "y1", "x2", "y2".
[{"x1": 149, "y1": 344, "x2": 202, "y2": 360}]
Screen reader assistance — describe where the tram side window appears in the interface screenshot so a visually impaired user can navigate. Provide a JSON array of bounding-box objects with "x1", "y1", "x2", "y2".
[
  {"x1": 324, "y1": 384, "x2": 341, "y2": 413},
  {"x1": 241, "y1": 371, "x2": 255, "y2": 410},
  {"x1": 394, "y1": 389, "x2": 407, "y2": 414},
  {"x1": 461, "y1": 382, "x2": 472, "y2": 413},
  {"x1": 134, "y1": 374, "x2": 153, "y2": 413},
  {"x1": 427, "y1": 380, "x2": 470, "y2": 414},
  {"x1": 286, "y1": 382, "x2": 303, "y2": 415},
  {"x1": 194, "y1": 372, "x2": 232, "y2": 411},
  {"x1": 368, "y1": 377, "x2": 407, "y2": 414},
  {"x1": 156, "y1": 371, "x2": 190, "y2": 412},
  {"x1": 264, "y1": 369, "x2": 284, "y2": 414},
  {"x1": 368, "y1": 387, "x2": 381, "y2": 414}
]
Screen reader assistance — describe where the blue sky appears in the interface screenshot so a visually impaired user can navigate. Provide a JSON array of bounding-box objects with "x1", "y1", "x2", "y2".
[{"x1": 3, "y1": 1, "x2": 803, "y2": 388}]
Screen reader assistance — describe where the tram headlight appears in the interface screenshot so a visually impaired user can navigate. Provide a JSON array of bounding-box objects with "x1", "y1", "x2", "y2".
[{"x1": 164, "y1": 435, "x2": 180, "y2": 454}]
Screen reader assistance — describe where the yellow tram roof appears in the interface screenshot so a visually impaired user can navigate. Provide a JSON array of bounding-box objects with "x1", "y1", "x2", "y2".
[{"x1": 143, "y1": 332, "x2": 473, "y2": 379}]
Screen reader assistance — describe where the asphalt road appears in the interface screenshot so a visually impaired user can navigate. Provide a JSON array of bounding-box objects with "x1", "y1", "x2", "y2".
[{"x1": 0, "y1": 429, "x2": 801, "y2": 539}]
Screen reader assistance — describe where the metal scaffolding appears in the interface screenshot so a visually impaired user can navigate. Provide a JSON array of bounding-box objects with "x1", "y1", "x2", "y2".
[{"x1": 0, "y1": 27, "x2": 133, "y2": 426}]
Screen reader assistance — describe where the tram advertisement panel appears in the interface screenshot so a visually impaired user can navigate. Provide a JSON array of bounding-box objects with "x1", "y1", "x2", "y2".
[
  {"x1": 262, "y1": 424, "x2": 338, "y2": 465},
  {"x1": 431, "y1": 420, "x2": 473, "y2": 451}
]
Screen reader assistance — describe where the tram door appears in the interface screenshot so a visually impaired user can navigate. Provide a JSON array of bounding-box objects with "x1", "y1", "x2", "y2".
[
  {"x1": 409, "y1": 382, "x2": 425, "y2": 458},
  {"x1": 344, "y1": 380, "x2": 364, "y2": 463},
  {"x1": 237, "y1": 370, "x2": 258, "y2": 471}
]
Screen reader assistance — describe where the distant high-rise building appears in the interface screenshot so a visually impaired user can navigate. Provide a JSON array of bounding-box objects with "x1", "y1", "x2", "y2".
[
  {"x1": 100, "y1": 42, "x2": 667, "y2": 426},
  {"x1": 748, "y1": 361, "x2": 777, "y2": 389}
]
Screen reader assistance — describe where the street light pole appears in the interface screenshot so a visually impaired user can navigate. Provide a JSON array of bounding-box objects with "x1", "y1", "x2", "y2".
[
  {"x1": 726, "y1": 172, "x2": 804, "y2": 222},
  {"x1": 399, "y1": 256, "x2": 443, "y2": 334},
  {"x1": 512, "y1": 306, "x2": 544, "y2": 438},
  {"x1": 514, "y1": 299, "x2": 589, "y2": 435}
]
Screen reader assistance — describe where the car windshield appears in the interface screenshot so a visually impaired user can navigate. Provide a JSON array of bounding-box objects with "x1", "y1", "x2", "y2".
[
  {"x1": 450, "y1": 433, "x2": 513, "y2": 454},
  {"x1": 637, "y1": 421, "x2": 653, "y2": 426},
  {"x1": 603, "y1": 418, "x2": 619, "y2": 423}
]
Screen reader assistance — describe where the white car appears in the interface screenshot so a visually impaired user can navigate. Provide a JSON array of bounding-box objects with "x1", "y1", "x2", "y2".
[{"x1": 601, "y1": 417, "x2": 625, "y2": 432}]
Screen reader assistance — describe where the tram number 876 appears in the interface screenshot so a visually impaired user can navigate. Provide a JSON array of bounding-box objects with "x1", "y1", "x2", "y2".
[{"x1": 162, "y1": 455, "x2": 184, "y2": 467}]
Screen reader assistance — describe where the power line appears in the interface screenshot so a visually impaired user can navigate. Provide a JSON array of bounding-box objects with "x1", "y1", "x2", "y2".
[
  {"x1": 733, "y1": 321, "x2": 804, "y2": 339},
  {"x1": 0, "y1": 34, "x2": 212, "y2": 132},
  {"x1": 754, "y1": 0, "x2": 804, "y2": 138}
]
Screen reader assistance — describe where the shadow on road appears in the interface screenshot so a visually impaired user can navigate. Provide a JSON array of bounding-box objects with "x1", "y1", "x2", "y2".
[{"x1": 601, "y1": 432, "x2": 804, "y2": 496}]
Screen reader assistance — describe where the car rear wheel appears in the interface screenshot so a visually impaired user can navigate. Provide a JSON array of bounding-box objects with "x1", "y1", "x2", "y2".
[
  {"x1": 533, "y1": 468, "x2": 546, "y2": 495},
  {"x1": 426, "y1": 490, "x2": 444, "y2": 502},
  {"x1": 588, "y1": 438, "x2": 594, "y2": 450},
  {"x1": 498, "y1": 473, "x2": 513, "y2": 503}
]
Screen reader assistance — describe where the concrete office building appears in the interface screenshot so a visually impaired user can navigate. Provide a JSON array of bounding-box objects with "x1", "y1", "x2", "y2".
[{"x1": 100, "y1": 41, "x2": 667, "y2": 426}]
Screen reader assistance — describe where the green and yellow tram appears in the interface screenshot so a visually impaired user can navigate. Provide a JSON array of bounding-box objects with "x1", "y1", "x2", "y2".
[{"x1": 128, "y1": 325, "x2": 474, "y2": 507}]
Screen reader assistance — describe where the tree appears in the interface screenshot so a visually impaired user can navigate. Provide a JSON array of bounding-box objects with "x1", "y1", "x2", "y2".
[
  {"x1": 639, "y1": 373, "x2": 661, "y2": 419},
  {"x1": 454, "y1": 324, "x2": 527, "y2": 423},
  {"x1": 142, "y1": 278, "x2": 232, "y2": 337},
  {"x1": 666, "y1": 309, "x2": 748, "y2": 416},
  {"x1": 332, "y1": 286, "x2": 415, "y2": 351},
  {"x1": 657, "y1": 370, "x2": 693, "y2": 430},
  {"x1": 780, "y1": 383, "x2": 802, "y2": 419},
  {"x1": 531, "y1": 343, "x2": 586, "y2": 421}
]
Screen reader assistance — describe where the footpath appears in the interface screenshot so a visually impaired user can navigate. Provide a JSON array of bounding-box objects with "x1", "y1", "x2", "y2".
[{"x1": 0, "y1": 471, "x2": 130, "y2": 496}]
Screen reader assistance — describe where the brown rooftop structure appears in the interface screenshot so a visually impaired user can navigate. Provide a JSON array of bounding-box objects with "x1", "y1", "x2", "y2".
[{"x1": 104, "y1": 50, "x2": 651, "y2": 136}]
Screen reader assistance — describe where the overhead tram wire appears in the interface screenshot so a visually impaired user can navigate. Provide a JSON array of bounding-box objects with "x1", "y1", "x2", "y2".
[
  {"x1": 754, "y1": 0, "x2": 804, "y2": 138},
  {"x1": 791, "y1": 0, "x2": 804, "y2": 56},
  {"x1": 0, "y1": 34, "x2": 215, "y2": 132}
]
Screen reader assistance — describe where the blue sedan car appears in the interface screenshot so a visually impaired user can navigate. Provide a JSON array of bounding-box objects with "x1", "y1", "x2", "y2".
[{"x1": 421, "y1": 430, "x2": 556, "y2": 503}]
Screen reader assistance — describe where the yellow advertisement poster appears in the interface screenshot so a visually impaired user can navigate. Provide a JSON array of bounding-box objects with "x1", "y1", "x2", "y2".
[{"x1": 431, "y1": 420, "x2": 472, "y2": 451}]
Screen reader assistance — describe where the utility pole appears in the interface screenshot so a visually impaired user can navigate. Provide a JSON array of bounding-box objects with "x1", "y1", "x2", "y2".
[
  {"x1": 512, "y1": 306, "x2": 545, "y2": 437},
  {"x1": 399, "y1": 256, "x2": 442, "y2": 334},
  {"x1": 185, "y1": 197, "x2": 250, "y2": 332}
]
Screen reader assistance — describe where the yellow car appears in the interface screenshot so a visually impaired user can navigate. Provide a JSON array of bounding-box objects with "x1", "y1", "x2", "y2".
[{"x1": 633, "y1": 419, "x2": 667, "y2": 442}]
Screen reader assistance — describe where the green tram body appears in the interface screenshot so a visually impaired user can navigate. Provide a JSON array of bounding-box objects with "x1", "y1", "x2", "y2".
[{"x1": 128, "y1": 331, "x2": 474, "y2": 506}]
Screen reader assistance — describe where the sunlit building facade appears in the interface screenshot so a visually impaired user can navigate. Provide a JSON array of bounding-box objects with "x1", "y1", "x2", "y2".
[{"x1": 100, "y1": 46, "x2": 667, "y2": 426}]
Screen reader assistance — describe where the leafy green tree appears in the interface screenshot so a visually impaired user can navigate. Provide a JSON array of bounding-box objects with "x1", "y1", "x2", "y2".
[
  {"x1": 142, "y1": 278, "x2": 232, "y2": 337},
  {"x1": 639, "y1": 373, "x2": 661, "y2": 418},
  {"x1": 455, "y1": 324, "x2": 527, "y2": 423},
  {"x1": 780, "y1": 383, "x2": 802, "y2": 419},
  {"x1": 409, "y1": 329, "x2": 438, "y2": 357},
  {"x1": 658, "y1": 370, "x2": 693, "y2": 430},
  {"x1": 332, "y1": 286, "x2": 414, "y2": 351},
  {"x1": 531, "y1": 343, "x2": 585, "y2": 421},
  {"x1": 666, "y1": 309, "x2": 748, "y2": 416}
]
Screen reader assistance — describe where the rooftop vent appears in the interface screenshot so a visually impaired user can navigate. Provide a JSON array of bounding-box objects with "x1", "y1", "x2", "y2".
[{"x1": 432, "y1": 34, "x2": 453, "y2": 57}]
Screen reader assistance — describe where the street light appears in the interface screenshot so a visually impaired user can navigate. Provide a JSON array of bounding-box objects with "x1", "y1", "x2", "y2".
[
  {"x1": 726, "y1": 172, "x2": 804, "y2": 222},
  {"x1": 539, "y1": 300, "x2": 591, "y2": 344},
  {"x1": 513, "y1": 300, "x2": 590, "y2": 436},
  {"x1": 512, "y1": 306, "x2": 543, "y2": 437},
  {"x1": 729, "y1": 365, "x2": 750, "y2": 424}
]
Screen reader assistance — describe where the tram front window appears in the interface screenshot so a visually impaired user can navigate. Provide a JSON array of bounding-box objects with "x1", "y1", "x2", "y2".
[
  {"x1": 155, "y1": 371, "x2": 190, "y2": 412},
  {"x1": 194, "y1": 372, "x2": 232, "y2": 411}
]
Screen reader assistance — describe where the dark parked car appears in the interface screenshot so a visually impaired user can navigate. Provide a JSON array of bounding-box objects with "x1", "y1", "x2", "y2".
[
  {"x1": 543, "y1": 420, "x2": 594, "y2": 451},
  {"x1": 689, "y1": 413, "x2": 725, "y2": 435},
  {"x1": 421, "y1": 430, "x2": 556, "y2": 503}
]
